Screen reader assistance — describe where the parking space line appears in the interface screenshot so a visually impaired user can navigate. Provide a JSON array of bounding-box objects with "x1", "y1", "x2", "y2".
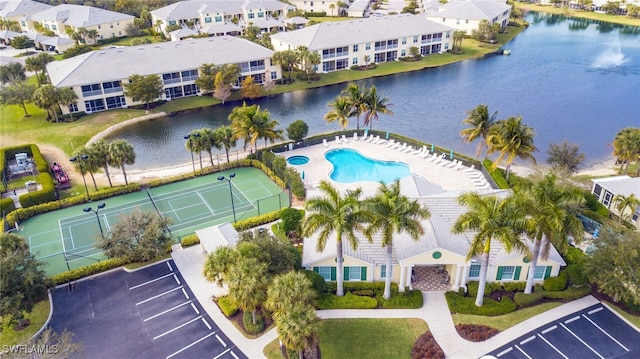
[
  {"x1": 230, "y1": 351, "x2": 240, "y2": 359},
  {"x1": 559, "y1": 323, "x2": 605, "y2": 359},
  {"x1": 565, "y1": 316, "x2": 580, "y2": 324},
  {"x1": 136, "y1": 286, "x2": 183, "y2": 306},
  {"x1": 165, "y1": 330, "x2": 217, "y2": 359},
  {"x1": 520, "y1": 336, "x2": 536, "y2": 345},
  {"x1": 182, "y1": 288, "x2": 189, "y2": 299},
  {"x1": 201, "y1": 318, "x2": 211, "y2": 330},
  {"x1": 173, "y1": 274, "x2": 181, "y2": 285},
  {"x1": 216, "y1": 334, "x2": 227, "y2": 347},
  {"x1": 582, "y1": 314, "x2": 629, "y2": 351},
  {"x1": 588, "y1": 307, "x2": 603, "y2": 315},
  {"x1": 153, "y1": 315, "x2": 202, "y2": 340},
  {"x1": 212, "y1": 349, "x2": 231, "y2": 359},
  {"x1": 514, "y1": 345, "x2": 532, "y2": 359},
  {"x1": 129, "y1": 273, "x2": 174, "y2": 290},
  {"x1": 167, "y1": 262, "x2": 173, "y2": 272},
  {"x1": 538, "y1": 334, "x2": 569, "y2": 359},
  {"x1": 541, "y1": 325, "x2": 557, "y2": 334},
  {"x1": 144, "y1": 301, "x2": 192, "y2": 322},
  {"x1": 191, "y1": 303, "x2": 200, "y2": 315},
  {"x1": 496, "y1": 347, "x2": 513, "y2": 357}
]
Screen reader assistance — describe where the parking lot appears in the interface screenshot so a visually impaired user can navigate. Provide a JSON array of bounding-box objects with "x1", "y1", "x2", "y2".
[
  {"x1": 486, "y1": 304, "x2": 640, "y2": 359},
  {"x1": 50, "y1": 260, "x2": 246, "y2": 359}
]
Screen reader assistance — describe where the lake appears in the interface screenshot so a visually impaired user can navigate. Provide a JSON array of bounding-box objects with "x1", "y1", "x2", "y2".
[{"x1": 107, "y1": 12, "x2": 640, "y2": 170}]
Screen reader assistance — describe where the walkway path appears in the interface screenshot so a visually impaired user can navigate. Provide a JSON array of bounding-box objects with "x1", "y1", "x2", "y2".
[{"x1": 172, "y1": 244, "x2": 603, "y2": 358}]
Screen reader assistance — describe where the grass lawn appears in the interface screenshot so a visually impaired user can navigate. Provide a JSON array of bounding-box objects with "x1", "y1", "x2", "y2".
[
  {"x1": 264, "y1": 318, "x2": 428, "y2": 359},
  {"x1": 309, "y1": 16, "x2": 351, "y2": 23},
  {"x1": 0, "y1": 300, "x2": 50, "y2": 346},
  {"x1": 99, "y1": 35, "x2": 161, "y2": 47},
  {"x1": 514, "y1": 3, "x2": 640, "y2": 27},
  {"x1": 603, "y1": 300, "x2": 640, "y2": 329},
  {"x1": 452, "y1": 302, "x2": 564, "y2": 331}
]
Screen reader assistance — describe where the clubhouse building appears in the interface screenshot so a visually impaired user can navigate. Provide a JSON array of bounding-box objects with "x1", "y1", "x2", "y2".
[{"x1": 46, "y1": 36, "x2": 281, "y2": 114}]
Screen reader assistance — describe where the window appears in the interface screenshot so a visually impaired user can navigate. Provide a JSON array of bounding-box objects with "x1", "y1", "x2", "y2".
[
  {"x1": 310, "y1": 1, "x2": 314, "y2": 5},
  {"x1": 270, "y1": 71, "x2": 277, "y2": 80},
  {"x1": 348, "y1": 267, "x2": 362, "y2": 281},
  {"x1": 442, "y1": 18, "x2": 446, "y2": 22},
  {"x1": 365, "y1": 42, "x2": 370, "y2": 50},
  {"x1": 81, "y1": 83, "x2": 102, "y2": 97},
  {"x1": 468, "y1": 264, "x2": 481, "y2": 278},
  {"x1": 498, "y1": 266, "x2": 515, "y2": 280},
  {"x1": 352, "y1": 57, "x2": 358, "y2": 65},
  {"x1": 169, "y1": 21, "x2": 176, "y2": 26},
  {"x1": 98, "y1": 25, "x2": 101, "y2": 29},
  {"x1": 183, "y1": 84, "x2": 198, "y2": 96},
  {"x1": 336, "y1": 58, "x2": 348, "y2": 70},
  {"x1": 248, "y1": 13, "x2": 254, "y2": 19},
  {"x1": 162, "y1": 72, "x2": 181, "y2": 85},
  {"x1": 314, "y1": 267, "x2": 333, "y2": 281},
  {"x1": 68, "y1": 103, "x2": 78, "y2": 113},
  {"x1": 258, "y1": 12, "x2": 264, "y2": 18},
  {"x1": 21, "y1": 21, "x2": 26, "y2": 27},
  {"x1": 401, "y1": 49, "x2": 406, "y2": 57},
  {"x1": 445, "y1": 43, "x2": 449, "y2": 50},
  {"x1": 420, "y1": 45, "x2": 430, "y2": 56},
  {"x1": 165, "y1": 86, "x2": 183, "y2": 99},
  {"x1": 52, "y1": 25, "x2": 57, "y2": 31},
  {"x1": 105, "y1": 95, "x2": 126, "y2": 109},
  {"x1": 465, "y1": 19, "x2": 469, "y2": 24},
  {"x1": 215, "y1": 16, "x2": 222, "y2": 22},
  {"x1": 102, "y1": 80, "x2": 122, "y2": 94},
  {"x1": 84, "y1": 99, "x2": 105, "y2": 112},
  {"x1": 181, "y1": 69, "x2": 198, "y2": 82},
  {"x1": 533, "y1": 266, "x2": 548, "y2": 280},
  {"x1": 353, "y1": 44, "x2": 358, "y2": 52},
  {"x1": 205, "y1": 17, "x2": 212, "y2": 23},
  {"x1": 413, "y1": 36, "x2": 418, "y2": 44},
  {"x1": 602, "y1": 191, "x2": 613, "y2": 207},
  {"x1": 402, "y1": 37, "x2": 406, "y2": 45},
  {"x1": 110, "y1": 24, "x2": 113, "y2": 28},
  {"x1": 456, "y1": 19, "x2": 460, "y2": 25},
  {"x1": 44, "y1": 24, "x2": 49, "y2": 30},
  {"x1": 381, "y1": 265, "x2": 392, "y2": 279}
]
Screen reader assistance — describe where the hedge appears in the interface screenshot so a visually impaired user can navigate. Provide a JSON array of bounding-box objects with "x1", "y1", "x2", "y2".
[
  {"x1": 445, "y1": 291, "x2": 516, "y2": 316},
  {"x1": 304, "y1": 11, "x2": 327, "y2": 17},
  {"x1": 180, "y1": 233, "x2": 200, "y2": 247},
  {"x1": 243, "y1": 311, "x2": 264, "y2": 334},
  {"x1": 18, "y1": 172, "x2": 56, "y2": 207},
  {"x1": 482, "y1": 159, "x2": 509, "y2": 189},
  {"x1": 380, "y1": 290, "x2": 424, "y2": 309},
  {"x1": 303, "y1": 269, "x2": 326, "y2": 296},
  {"x1": 466, "y1": 281, "x2": 502, "y2": 297},
  {"x1": 324, "y1": 281, "x2": 398, "y2": 297},
  {"x1": 51, "y1": 257, "x2": 129, "y2": 285},
  {"x1": 232, "y1": 210, "x2": 281, "y2": 231},
  {"x1": 1, "y1": 143, "x2": 49, "y2": 175},
  {"x1": 514, "y1": 284, "x2": 591, "y2": 307},
  {"x1": 1, "y1": 197, "x2": 15, "y2": 214},
  {"x1": 217, "y1": 296, "x2": 239, "y2": 317},
  {"x1": 317, "y1": 292, "x2": 378, "y2": 309},
  {"x1": 543, "y1": 271, "x2": 568, "y2": 291}
]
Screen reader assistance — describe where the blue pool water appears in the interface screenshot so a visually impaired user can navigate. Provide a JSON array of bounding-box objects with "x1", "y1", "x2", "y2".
[
  {"x1": 325, "y1": 148, "x2": 411, "y2": 184},
  {"x1": 287, "y1": 155, "x2": 310, "y2": 165}
]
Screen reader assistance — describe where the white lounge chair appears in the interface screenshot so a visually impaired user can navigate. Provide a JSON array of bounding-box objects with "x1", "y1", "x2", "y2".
[
  {"x1": 420, "y1": 149, "x2": 431, "y2": 158},
  {"x1": 353, "y1": 132, "x2": 358, "y2": 141},
  {"x1": 341, "y1": 134, "x2": 349, "y2": 143},
  {"x1": 386, "y1": 139, "x2": 396, "y2": 148},
  {"x1": 360, "y1": 133, "x2": 368, "y2": 141},
  {"x1": 323, "y1": 139, "x2": 328, "y2": 147},
  {"x1": 402, "y1": 145, "x2": 413, "y2": 153},
  {"x1": 397, "y1": 143, "x2": 407, "y2": 151},
  {"x1": 453, "y1": 161, "x2": 463, "y2": 170},
  {"x1": 366, "y1": 135, "x2": 377, "y2": 143},
  {"x1": 391, "y1": 142, "x2": 401, "y2": 149},
  {"x1": 376, "y1": 137, "x2": 387, "y2": 145},
  {"x1": 446, "y1": 159, "x2": 458, "y2": 168},
  {"x1": 463, "y1": 165, "x2": 476, "y2": 173},
  {"x1": 335, "y1": 135, "x2": 342, "y2": 144}
]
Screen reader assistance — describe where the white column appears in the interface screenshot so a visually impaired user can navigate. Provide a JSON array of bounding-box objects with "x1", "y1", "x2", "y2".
[
  {"x1": 406, "y1": 266, "x2": 413, "y2": 290},
  {"x1": 461, "y1": 265, "x2": 469, "y2": 290},
  {"x1": 454, "y1": 265, "x2": 462, "y2": 288},
  {"x1": 399, "y1": 265, "x2": 406, "y2": 293}
]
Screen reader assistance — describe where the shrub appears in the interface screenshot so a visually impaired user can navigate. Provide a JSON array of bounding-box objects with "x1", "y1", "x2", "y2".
[
  {"x1": 303, "y1": 269, "x2": 326, "y2": 295},
  {"x1": 543, "y1": 271, "x2": 567, "y2": 291},
  {"x1": 380, "y1": 290, "x2": 424, "y2": 309},
  {"x1": 304, "y1": 11, "x2": 327, "y2": 17},
  {"x1": 502, "y1": 281, "x2": 526, "y2": 292},
  {"x1": 323, "y1": 281, "x2": 396, "y2": 298},
  {"x1": 514, "y1": 283, "x2": 591, "y2": 307},
  {"x1": 62, "y1": 44, "x2": 93, "y2": 59},
  {"x1": 565, "y1": 246, "x2": 587, "y2": 265},
  {"x1": 217, "y1": 296, "x2": 238, "y2": 317},
  {"x1": 467, "y1": 281, "x2": 502, "y2": 297},
  {"x1": 1, "y1": 197, "x2": 15, "y2": 214},
  {"x1": 445, "y1": 291, "x2": 516, "y2": 316},
  {"x1": 243, "y1": 311, "x2": 264, "y2": 333},
  {"x1": 564, "y1": 263, "x2": 588, "y2": 286},
  {"x1": 51, "y1": 257, "x2": 129, "y2": 285},
  {"x1": 233, "y1": 210, "x2": 281, "y2": 231},
  {"x1": 545, "y1": 285, "x2": 591, "y2": 300},
  {"x1": 280, "y1": 207, "x2": 303, "y2": 234},
  {"x1": 180, "y1": 234, "x2": 200, "y2": 247},
  {"x1": 316, "y1": 292, "x2": 378, "y2": 309},
  {"x1": 351, "y1": 289, "x2": 374, "y2": 297},
  {"x1": 411, "y1": 331, "x2": 444, "y2": 359},
  {"x1": 514, "y1": 289, "x2": 546, "y2": 307},
  {"x1": 482, "y1": 159, "x2": 508, "y2": 189}
]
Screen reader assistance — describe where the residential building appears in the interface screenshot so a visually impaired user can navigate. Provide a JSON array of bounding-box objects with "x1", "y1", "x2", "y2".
[
  {"x1": 150, "y1": 0, "x2": 294, "y2": 38},
  {"x1": 424, "y1": 0, "x2": 511, "y2": 34},
  {"x1": 287, "y1": 0, "x2": 342, "y2": 15},
  {"x1": 0, "y1": 0, "x2": 52, "y2": 32},
  {"x1": 591, "y1": 175, "x2": 640, "y2": 228},
  {"x1": 303, "y1": 190, "x2": 567, "y2": 292},
  {"x1": 346, "y1": 0, "x2": 370, "y2": 18},
  {"x1": 26, "y1": 4, "x2": 134, "y2": 43},
  {"x1": 271, "y1": 14, "x2": 455, "y2": 73},
  {"x1": 45, "y1": 36, "x2": 281, "y2": 114}
]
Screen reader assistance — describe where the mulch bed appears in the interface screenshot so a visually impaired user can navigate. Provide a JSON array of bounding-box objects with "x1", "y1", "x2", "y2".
[
  {"x1": 411, "y1": 331, "x2": 445, "y2": 359},
  {"x1": 226, "y1": 309, "x2": 273, "y2": 337},
  {"x1": 487, "y1": 290, "x2": 515, "y2": 302},
  {"x1": 456, "y1": 324, "x2": 500, "y2": 342},
  {"x1": 13, "y1": 319, "x2": 31, "y2": 331}
]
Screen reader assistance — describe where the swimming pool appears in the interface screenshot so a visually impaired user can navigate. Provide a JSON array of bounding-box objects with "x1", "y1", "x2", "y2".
[
  {"x1": 325, "y1": 148, "x2": 411, "y2": 184},
  {"x1": 287, "y1": 155, "x2": 310, "y2": 166}
]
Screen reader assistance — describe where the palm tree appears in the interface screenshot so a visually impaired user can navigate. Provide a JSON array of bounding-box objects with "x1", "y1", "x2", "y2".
[
  {"x1": 324, "y1": 96, "x2": 352, "y2": 129},
  {"x1": 516, "y1": 174, "x2": 585, "y2": 294},
  {"x1": 341, "y1": 83, "x2": 367, "y2": 130},
  {"x1": 86, "y1": 29, "x2": 99, "y2": 44},
  {"x1": 365, "y1": 180, "x2": 430, "y2": 299},
  {"x1": 200, "y1": 127, "x2": 217, "y2": 167},
  {"x1": 302, "y1": 181, "x2": 371, "y2": 296},
  {"x1": 72, "y1": 147, "x2": 100, "y2": 191},
  {"x1": 227, "y1": 257, "x2": 268, "y2": 325},
  {"x1": 108, "y1": 139, "x2": 136, "y2": 185},
  {"x1": 487, "y1": 116, "x2": 537, "y2": 181},
  {"x1": 272, "y1": 50, "x2": 297, "y2": 83},
  {"x1": 25, "y1": 53, "x2": 54, "y2": 87},
  {"x1": 214, "y1": 125, "x2": 237, "y2": 164},
  {"x1": 57, "y1": 87, "x2": 78, "y2": 121},
  {"x1": 612, "y1": 193, "x2": 640, "y2": 223},
  {"x1": 276, "y1": 303, "x2": 320, "y2": 359},
  {"x1": 612, "y1": 127, "x2": 640, "y2": 175},
  {"x1": 185, "y1": 129, "x2": 206, "y2": 171},
  {"x1": 33, "y1": 84, "x2": 59, "y2": 122},
  {"x1": 363, "y1": 85, "x2": 393, "y2": 131},
  {"x1": 265, "y1": 271, "x2": 316, "y2": 319},
  {"x1": 452, "y1": 193, "x2": 530, "y2": 306},
  {"x1": 88, "y1": 139, "x2": 113, "y2": 187},
  {"x1": 203, "y1": 246, "x2": 238, "y2": 287},
  {"x1": 228, "y1": 102, "x2": 283, "y2": 153},
  {"x1": 460, "y1": 104, "x2": 498, "y2": 159}
]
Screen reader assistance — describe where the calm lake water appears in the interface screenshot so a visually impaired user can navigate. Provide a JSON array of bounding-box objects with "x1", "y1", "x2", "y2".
[{"x1": 108, "y1": 12, "x2": 640, "y2": 170}]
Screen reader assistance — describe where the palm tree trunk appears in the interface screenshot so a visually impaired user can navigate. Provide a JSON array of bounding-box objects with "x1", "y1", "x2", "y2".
[
  {"x1": 505, "y1": 165, "x2": 511, "y2": 181},
  {"x1": 476, "y1": 252, "x2": 490, "y2": 307},
  {"x1": 208, "y1": 151, "x2": 214, "y2": 168},
  {"x1": 121, "y1": 165, "x2": 128, "y2": 185},
  {"x1": 20, "y1": 103, "x2": 29, "y2": 117},
  {"x1": 251, "y1": 310, "x2": 257, "y2": 325},
  {"x1": 51, "y1": 106, "x2": 59, "y2": 122},
  {"x1": 336, "y1": 238, "x2": 344, "y2": 297},
  {"x1": 89, "y1": 172, "x2": 98, "y2": 191},
  {"x1": 299, "y1": 349, "x2": 303, "y2": 359},
  {"x1": 103, "y1": 164, "x2": 113, "y2": 187},
  {"x1": 198, "y1": 152, "x2": 203, "y2": 171},
  {"x1": 524, "y1": 236, "x2": 542, "y2": 294},
  {"x1": 384, "y1": 244, "x2": 393, "y2": 299},
  {"x1": 225, "y1": 149, "x2": 230, "y2": 163}
]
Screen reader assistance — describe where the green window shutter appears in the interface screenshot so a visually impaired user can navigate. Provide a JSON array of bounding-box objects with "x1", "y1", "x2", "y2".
[
  {"x1": 544, "y1": 266, "x2": 552, "y2": 279},
  {"x1": 330, "y1": 267, "x2": 336, "y2": 281},
  {"x1": 313, "y1": 267, "x2": 319, "y2": 273},
  {"x1": 496, "y1": 266, "x2": 504, "y2": 280},
  {"x1": 514, "y1": 266, "x2": 522, "y2": 281},
  {"x1": 344, "y1": 267, "x2": 350, "y2": 281},
  {"x1": 361, "y1": 267, "x2": 367, "y2": 281},
  {"x1": 525, "y1": 267, "x2": 530, "y2": 280}
]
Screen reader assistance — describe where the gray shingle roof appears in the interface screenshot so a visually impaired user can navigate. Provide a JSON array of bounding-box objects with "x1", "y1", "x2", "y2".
[
  {"x1": 592, "y1": 175, "x2": 640, "y2": 198},
  {"x1": 424, "y1": 0, "x2": 511, "y2": 20},
  {"x1": 271, "y1": 13, "x2": 455, "y2": 51},
  {"x1": 30, "y1": 4, "x2": 133, "y2": 28},
  {"x1": 46, "y1": 36, "x2": 275, "y2": 87},
  {"x1": 0, "y1": 0, "x2": 51, "y2": 18},
  {"x1": 151, "y1": 0, "x2": 292, "y2": 21}
]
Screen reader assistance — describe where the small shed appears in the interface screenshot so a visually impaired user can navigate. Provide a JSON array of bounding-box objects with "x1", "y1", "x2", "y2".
[{"x1": 196, "y1": 222, "x2": 240, "y2": 254}]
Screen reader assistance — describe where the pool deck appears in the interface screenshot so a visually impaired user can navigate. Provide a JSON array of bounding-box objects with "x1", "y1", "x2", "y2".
[{"x1": 282, "y1": 136, "x2": 486, "y2": 198}]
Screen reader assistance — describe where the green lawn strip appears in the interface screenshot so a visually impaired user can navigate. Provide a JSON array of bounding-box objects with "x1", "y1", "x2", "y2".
[
  {"x1": 122, "y1": 253, "x2": 172, "y2": 270},
  {"x1": 263, "y1": 318, "x2": 428, "y2": 359},
  {"x1": 452, "y1": 302, "x2": 563, "y2": 331},
  {"x1": 99, "y1": 35, "x2": 161, "y2": 47},
  {"x1": 514, "y1": 3, "x2": 640, "y2": 27},
  {"x1": 0, "y1": 300, "x2": 50, "y2": 346},
  {"x1": 602, "y1": 300, "x2": 640, "y2": 329}
]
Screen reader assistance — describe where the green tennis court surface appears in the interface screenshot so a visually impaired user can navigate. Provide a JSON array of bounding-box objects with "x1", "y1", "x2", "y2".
[{"x1": 18, "y1": 168, "x2": 289, "y2": 276}]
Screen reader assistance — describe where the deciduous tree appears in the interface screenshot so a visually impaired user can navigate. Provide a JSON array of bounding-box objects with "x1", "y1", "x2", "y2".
[
  {"x1": 546, "y1": 140, "x2": 585, "y2": 173},
  {"x1": 241, "y1": 75, "x2": 261, "y2": 100},
  {"x1": 287, "y1": 119, "x2": 309, "y2": 142},
  {"x1": 0, "y1": 81, "x2": 36, "y2": 117},
  {"x1": 123, "y1": 74, "x2": 163, "y2": 110}
]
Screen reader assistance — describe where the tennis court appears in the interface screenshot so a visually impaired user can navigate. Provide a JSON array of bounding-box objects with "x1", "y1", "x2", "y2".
[{"x1": 18, "y1": 168, "x2": 289, "y2": 276}]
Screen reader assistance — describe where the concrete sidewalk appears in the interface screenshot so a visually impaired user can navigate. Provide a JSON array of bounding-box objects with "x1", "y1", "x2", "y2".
[{"x1": 172, "y1": 244, "x2": 601, "y2": 358}]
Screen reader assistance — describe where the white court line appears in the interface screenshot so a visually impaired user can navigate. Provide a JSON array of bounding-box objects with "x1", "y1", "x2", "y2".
[
  {"x1": 201, "y1": 318, "x2": 211, "y2": 330},
  {"x1": 129, "y1": 273, "x2": 174, "y2": 290},
  {"x1": 538, "y1": 334, "x2": 569, "y2": 359},
  {"x1": 215, "y1": 334, "x2": 226, "y2": 347},
  {"x1": 167, "y1": 262, "x2": 173, "y2": 272},
  {"x1": 588, "y1": 307, "x2": 604, "y2": 315},
  {"x1": 520, "y1": 336, "x2": 536, "y2": 345},
  {"x1": 165, "y1": 330, "x2": 217, "y2": 359},
  {"x1": 559, "y1": 322, "x2": 605, "y2": 359},
  {"x1": 542, "y1": 325, "x2": 558, "y2": 334},
  {"x1": 212, "y1": 349, "x2": 231, "y2": 359},
  {"x1": 182, "y1": 288, "x2": 189, "y2": 299},
  {"x1": 101, "y1": 213, "x2": 111, "y2": 235},
  {"x1": 59, "y1": 219, "x2": 67, "y2": 254},
  {"x1": 174, "y1": 274, "x2": 181, "y2": 285},
  {"x1": 195, "y1": 190, "x2": 216, "y2": 216},
  {"x1": 565, "y1": 316, "x2": 581, "y2": 324},
  {"x1": 514, "y1": 345, "x2": 532, "y2": 359},
  {"x1": 230, "y1": 351, "x2": 240, "y2": 359},
  {"x1": 191, "y1": 303, "x2": 200, "y2": 315},
  {"x1": 582, "y1": 314, "x2": 629, "y2": 351},
  {"x1": 136, "y1": 286, "x2": 183, "y2": 306},
  {"x1": 144, "y1": 301, "x2": 192, "y2": 322},
  {"x1": 153, "y1": 315, "x2": 202, "y2": 340},
  {"x1": 496, "y1": 347, "x2": 513, "y2": 357}
]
